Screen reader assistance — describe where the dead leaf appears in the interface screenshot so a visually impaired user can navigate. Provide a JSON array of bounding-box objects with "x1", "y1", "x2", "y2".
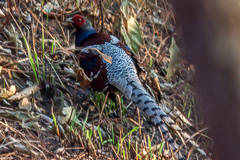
[
  {"x1": 7, "y1": 84, "x2": 39, "y2": 101},
  {"x1": 19, "y1": 97, "x2": 32, "y2": 112},
  {"x1": 13, "y1": 143, "x2": 31, "y2": 154},
  {"x1": 60, "y1": 66, "x2": 76, "y2": 78},
  {"x1": 172, "y1": 106, "x2": 192, "y2": 126},
  {"x1": 0, "y1": 110, "x2": 32, "y2": 122},
  {"x1": 167, "y1": 37, "x2": 181, "y2": 81},
  {"x1": 54, "y1": 147, "x2": 65, "y2": 154},
  {"x1": 39, "y1": 114, "x2": 53, "y2": 123},
  {"x1": 57, "y1": 106, "x2": 73, "y2": 124},
  {"x1": 6, "y1": 136, "x2": 32, "y2": 155},
  {"x1": 0, "y1": 85, "x2": 16, "y2": 98},
  {"x1": 31, "y1": 122, "x2": 41, "y2": 130},
  {"x1": 3, "y1": 24, "x2": 23, "y2": 54},
  {"x1": 57, "y1": 106, "x2": 82, "y2": 127},
  {"x1": 75, "y1": 68, "x2": 92, "y2": 91},
  {"x1": 21, "y1": 11, "x2": 31, "y2": 23},
  {"x1": 148, "y1": 70, "x2": 162, "y2": 101},
  {"x1": 77, "y1": 47, "x2": 112, "y2": 64}
]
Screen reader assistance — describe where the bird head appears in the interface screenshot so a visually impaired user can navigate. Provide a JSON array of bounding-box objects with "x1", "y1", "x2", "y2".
[
  {"x1": 67, "y1": 15, "x2": 91, "y2": 29},
  {"x1": 72, "y1": 15, "x2": 86, "y2": 27},
  {"x1": 66, "y1": 14, "x2": 96, "y2": 44}
]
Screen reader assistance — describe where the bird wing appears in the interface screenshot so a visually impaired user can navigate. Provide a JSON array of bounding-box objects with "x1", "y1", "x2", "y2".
[{"x1": 77, "y1": 51, "x2": 109, "y2": 92}]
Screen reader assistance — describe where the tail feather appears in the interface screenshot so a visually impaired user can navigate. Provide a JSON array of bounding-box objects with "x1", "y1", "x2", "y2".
[
  {"x1": 167, "y1": 135, "x2": 183, "y2": 160},
  {"x1": 126, "y1": 78, "x2": 181, "y2": 130},
  {"x1": 113, "y1": 77, "x2": 183, "y2": 159}
]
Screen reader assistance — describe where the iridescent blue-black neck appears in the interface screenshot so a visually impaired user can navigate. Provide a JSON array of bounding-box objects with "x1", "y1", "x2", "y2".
[{"x1": 75, "y1": 25, "x2": 96, "y2": 47}]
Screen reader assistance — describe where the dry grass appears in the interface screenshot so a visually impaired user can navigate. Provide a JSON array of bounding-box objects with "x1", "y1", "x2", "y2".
[{"x1": 0, "y1": 0, "x2": 212, "y2": 159}]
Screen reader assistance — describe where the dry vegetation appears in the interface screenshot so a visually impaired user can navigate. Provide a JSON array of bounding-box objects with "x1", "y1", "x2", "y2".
[{"x1": 0, "y1": 0, "x2": 212, "y2": 159}]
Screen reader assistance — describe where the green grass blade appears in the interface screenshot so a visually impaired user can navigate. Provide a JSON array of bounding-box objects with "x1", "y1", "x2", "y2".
[
  {"x1": 121, "y1": 126, "x2": 139, "y2": 142},
  {"x1": 98, "y1": 126, "x2": 103, "y2": 144},
  {"x1": 23, "y1": 37, "x2": 39, "y2": 84},
  {"x1": 158, "y1": 141, "x2": 165, "y2": 156},
  {"x1": 148, "y1": 135, "x2": 152, "y2": 159}
]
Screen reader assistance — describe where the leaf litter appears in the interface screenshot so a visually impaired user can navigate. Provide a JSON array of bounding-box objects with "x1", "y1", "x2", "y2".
[{"x1": 0, "y1": 0, "x2": 213, "y2": 159}]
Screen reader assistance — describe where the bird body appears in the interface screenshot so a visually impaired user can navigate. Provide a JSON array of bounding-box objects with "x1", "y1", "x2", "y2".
[
  {"x1": 70, "y1": 15, "x2": 183, "y2": 159},
  {"x1": 80, "y1": 34, "x2": 139, "y2": 91}
]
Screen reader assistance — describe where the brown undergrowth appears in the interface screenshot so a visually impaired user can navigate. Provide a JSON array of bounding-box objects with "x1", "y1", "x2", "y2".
[{"x1": 0, "y1": 0, "x2": 212, "y2": 159}]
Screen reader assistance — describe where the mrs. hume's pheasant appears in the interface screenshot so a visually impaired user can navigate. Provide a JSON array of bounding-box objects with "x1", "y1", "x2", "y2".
[{"x1": 68, "y1": 14, "x2": 183, "y2": 159}]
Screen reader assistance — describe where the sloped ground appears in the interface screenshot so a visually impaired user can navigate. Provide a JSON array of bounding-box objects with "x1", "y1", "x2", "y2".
[{"x1": 0, "y1": 0, "x2": 213, "y2": 159}]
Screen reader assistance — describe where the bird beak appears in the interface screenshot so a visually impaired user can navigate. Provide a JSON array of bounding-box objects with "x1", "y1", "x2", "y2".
[{"x1": 66, "y1": 17, "x2": 74, "y2": 23}]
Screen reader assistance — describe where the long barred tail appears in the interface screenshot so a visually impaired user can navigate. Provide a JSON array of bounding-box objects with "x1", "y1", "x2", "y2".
[
  {"x1": 113, "y1": 77, "x2": 183, "y2": 159},
  {"x1": 127, "y1": 79, "x2": 181, "y2": 130}
]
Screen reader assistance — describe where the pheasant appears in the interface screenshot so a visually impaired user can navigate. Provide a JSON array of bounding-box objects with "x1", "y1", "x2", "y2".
[{"x1": 68, "y1": 14, "x2": 183, "y2": 159}]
